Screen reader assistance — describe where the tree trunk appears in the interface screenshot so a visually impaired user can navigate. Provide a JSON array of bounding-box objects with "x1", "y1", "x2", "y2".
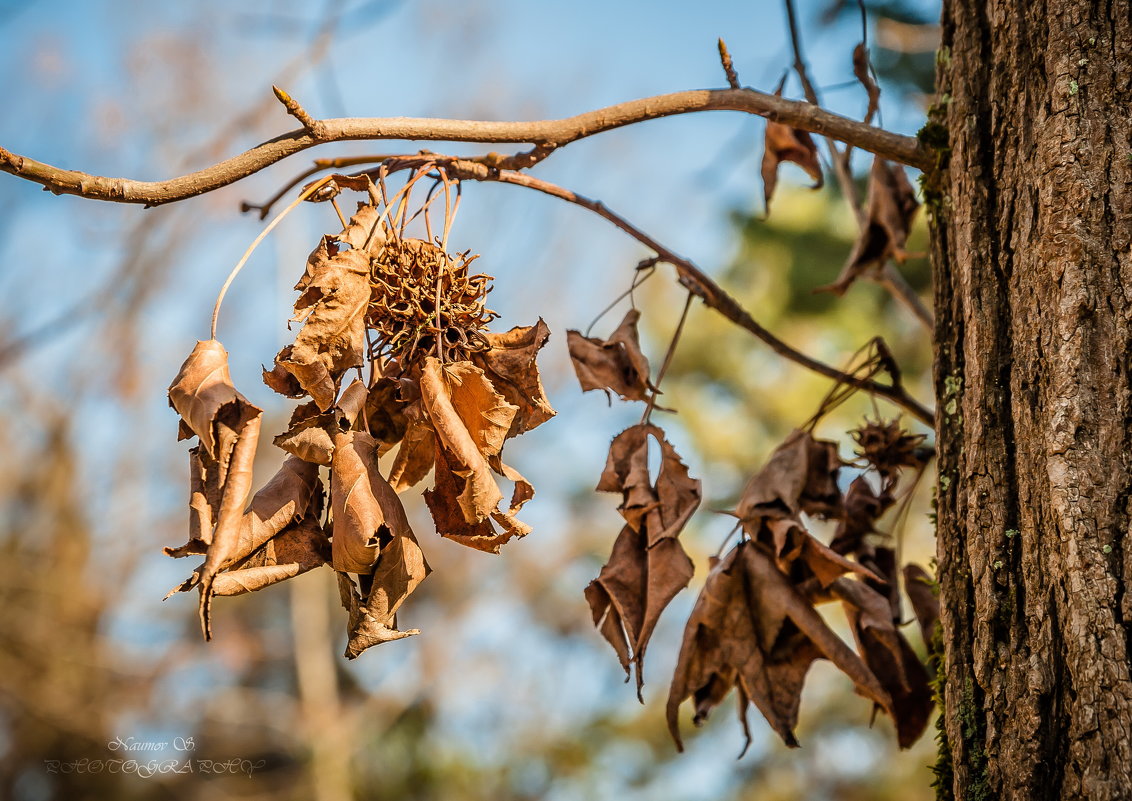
[{"x1": 931, "y1": 1, "x2": 1132, "y2": 798}]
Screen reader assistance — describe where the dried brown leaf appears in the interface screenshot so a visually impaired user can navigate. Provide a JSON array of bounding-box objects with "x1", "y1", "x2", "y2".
[
  {"x1": 586, "y1": 525, "x2": 694, "y2": 697},
  {"x1": 830, "y1": 475, "x2": 895, "y2": 555},
  {"x1": 832, "y1": 577, "x2": 933, "y2": 748},
  {"x1": 265, "y1": 207, "x2": 386, "y2": 410},
  {"x1": 425, "y1": 445, "x2": 531, "y2": 553},
  {"x1": 472, "y1": 319, "x2": 556, "y2": 437},
  {"x1": 597, "y1": 424, "x2": 702, "y2": 544},
  {"x1": 197, "y1": 413, "x2": 262, "y2": 639},
  {"x1": 566, "y1": 309, "x2": 652, "y2": 402},
  {"x1": 735, "y1": 430, "x2": 844, "y2": 524},
  {"x1": 337, "y1": 571, "x2": 418, "y2": 659},
  {"x1": 588, "y1": 424, "x2": 699, "y2": 694},
  {"x1": 272, "y1": 379, "x2": 370, "y2": 466},
  {"x1": 819, "y1": 157, "x2": 920, "y2": 295},
  {"x1": 168, "y1": 339, "x2": 262, "y2": 459},
  {"x1": 761, "y1": 93, "x2": 824, "y2": 213},
  {"x1": 330, "y1": 431, "x2": 415, "y2": 573},
  {"x1": 211, "y1": 517, "x2": 330, "y2": 596},
  {"x1": 668, "y1": 541, "x2": 892, "y2": 752}
]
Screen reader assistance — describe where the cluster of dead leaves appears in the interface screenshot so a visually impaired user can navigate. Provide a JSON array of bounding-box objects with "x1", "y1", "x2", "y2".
[
  {"x1": 567, "y1": 310, "x2": 702, "y2": 694},
  {"x1": 667, "y1": 421, "x2": 938, "y2": 753},
  {"x1": 165, "y1": 200, "x2": 554, "y2": 656}
]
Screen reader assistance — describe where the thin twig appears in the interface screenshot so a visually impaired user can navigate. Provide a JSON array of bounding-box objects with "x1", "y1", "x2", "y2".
[
  {"x1": 0, "y1": 87, "x2": 930, "y2": 206},
  {"x1": 642, "y1": 291, "x2": 695, "y2": 424},
  {"x1": 717, "y1": 39, "x2": 741, "y2": 89}
]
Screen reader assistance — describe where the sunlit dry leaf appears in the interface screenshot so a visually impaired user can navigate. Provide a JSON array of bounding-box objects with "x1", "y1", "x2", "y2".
[
  {"x1": 168, "y1": 339, "x2": 262, "y2": 459},
  {"x1": 273, "y1": 379, "x2": 370, "y2": 465},
  {"x1": 472, "y1": 319, "x2": 556, "y2": 437},
  {"x1": 818, "y1": 157, "x2": 919, "y2": 295},
  {"x1": 831, "y1": 577, "x2": 933, "y2": 748},
  {"x1": 265, "y1": 206, "x2": 387, "y2": 410},
  {"x1": 337, "y1": 571, "x2": 418, "y2": 659},
  {"x1": 418, "y1": 357, "x2": 533, "y2": 549},
  {"x1": 366, "y1": 530, "x2": 430, "y2": 626},
  {"x1": 597, "y1": 424, "x2": 701, "y2": 544},
  {"x1": 668, "y1": 541, "x2": 892, "y2": 752},
  {"x1": 197, "y1": 414, "x2": 261, "y2": 639},
  {"x1": 211, "y1": 517, "x2": 330, "y2": 596},
  {"x1": 330, "y1": 431, "x2": 415, "y2": 573},
  {"x1": 231, "y1": 455, "x2": 323, "y2": 564},
  {"x1": 566, "y1": 309, "x2": 652, "y2": 402},
  {"x1": 425, "y1": 445, "x2": 531, "y2": 553},
  {"x1": 761, "y1": 92, "x2": 824, "y2": 214}
]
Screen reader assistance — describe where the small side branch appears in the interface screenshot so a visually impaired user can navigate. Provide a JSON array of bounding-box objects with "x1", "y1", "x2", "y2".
[
  {"x1": 272, "y1": 85, "x2": 328, "y2": 139},
  {"x1": 718, "y1": 39, "x2": 741, "y2": 89},
  {"x1": 0, "y1": 87, "x2": 930, "y2": 206}
]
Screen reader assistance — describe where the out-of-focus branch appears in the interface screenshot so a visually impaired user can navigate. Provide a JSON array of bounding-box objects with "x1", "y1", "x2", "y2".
[{"x1": 0, "y1": 87, "x2": 930, "y2": 206}]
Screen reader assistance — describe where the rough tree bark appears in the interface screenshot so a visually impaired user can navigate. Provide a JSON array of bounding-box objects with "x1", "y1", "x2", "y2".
[{"x1": 932, "y1": 1, "x2": 1132, "y2": 799}]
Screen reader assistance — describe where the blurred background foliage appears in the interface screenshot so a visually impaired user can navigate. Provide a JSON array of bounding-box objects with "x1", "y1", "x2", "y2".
[{"x1": 0, "y1": 0, "x2": 939, "y2": 799}]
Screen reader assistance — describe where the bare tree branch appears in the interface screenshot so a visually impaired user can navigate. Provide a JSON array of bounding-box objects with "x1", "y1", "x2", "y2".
[{"x1": 0, "y1": 87, "x2": 929, "y2": 206}]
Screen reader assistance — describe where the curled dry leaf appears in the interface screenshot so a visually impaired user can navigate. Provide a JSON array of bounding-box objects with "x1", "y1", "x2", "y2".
[
  {"x1": 264, "y1": 205, "x2": 387, "y2": 410},
  {"x1": 761, "y1": 91, "x2": 824, "y2": 214},
  {"x1": 418, "y1": 357, "x2": 534, "y2": 552},
  {"x1": 330, "y1": 430, "x2": 416, "y2": 574},
  {"x1": 818, "y1": 157, "x2": 920, "y2": 296},
  {"x1": 273, "y1": 379, "x2": 370, "y2": 466},
  {"x1": 211, "y1": 517, "x2": 330, "y2": 597},
  {"x1": 667, "y1": 541, "x2": 892, "y2": 753},
  {"x1": 472, "y1": 318, "x2": 556, "y2": 437},
  {"x1": 566, "y1": 308, "x2": 653, "y2": 403},
  {"x1": 337, "y1": 570, "x2": 418, "y2": 659},
  {"x1": 166, "y1": 339, "x2": 264, "y2": 639},
  {"x1": 830, "y1": 474, "x2": 895, "y2": 555},
  {"x1": 735, "y1": 430, "x2": 844, "y2": 524},
  {"x1": 587, "y1": 424, "x2": 700, "y2": 695},
  {"x1": 831, "y1": 577, "x2": 933, "y2": 748},
  {"x1": 852, "y1": 43, "x2": 881, "y2": 125}
]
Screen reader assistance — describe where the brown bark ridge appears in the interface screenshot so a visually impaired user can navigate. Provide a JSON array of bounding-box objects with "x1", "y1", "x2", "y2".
[{"x1": 931, "y1": 1, "x2": 1132, "y2": 798}]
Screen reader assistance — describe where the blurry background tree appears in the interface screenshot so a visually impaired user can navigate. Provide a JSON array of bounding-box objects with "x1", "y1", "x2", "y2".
[{"x1": 0, "y1": 1, "x2": 945, "y2": 800}]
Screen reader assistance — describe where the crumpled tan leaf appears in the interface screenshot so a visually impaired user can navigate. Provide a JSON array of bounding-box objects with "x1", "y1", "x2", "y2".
[
  {"x1": 852, "y1": 43, "x2": 881, "y2": 125},
  {"x1": 330, "y1": 430, "x2": 416, "y2": 574},
  {"x1": 264, "y1": 205, "x2": 387, "y2": 410},
  {"x1": 211, "y1": 516, "x2": 330, "y2": 596},
  {"x1": 418, "y1": 357, "x2": 533, "y2": 551},
  {"x1": 667, "y1": 541, "x2": 892, "y2": 752},
  {"x1": 818, "y1": 157, "x2": 920, "y2": 295},
  {"x1": 566, "y1": 309, "x2": 653, "y2": 402},
  {"x1": 472, "y1": 318, "x2": 556, "y2": 437},
  {"x1": 761, "y1": 91, "x2": 824, "y2": 214},
  {"x1": 272, "y1": 379, "x2": 369, "y2": 465},
  {"x1": 166, "y1": 339, "x2": 264, "y2": 639},
  {"x1": 587, "y1": 424, "x2": 700, "y2": 695},
  {"x1": 336, "y1": 524, "x2": 429, "y2": 659}
]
